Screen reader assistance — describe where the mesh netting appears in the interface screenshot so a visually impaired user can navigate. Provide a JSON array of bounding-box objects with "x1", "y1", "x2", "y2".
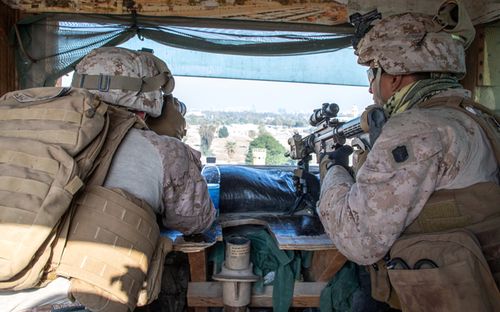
[{"x1": 13, "y1": 14, "x2": 354, "y2": 88}]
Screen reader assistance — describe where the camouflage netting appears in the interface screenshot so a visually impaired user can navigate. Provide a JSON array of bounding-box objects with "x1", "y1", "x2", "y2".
[{"x1": 12, "y1": 14, "x2": 354, "y2": 88}]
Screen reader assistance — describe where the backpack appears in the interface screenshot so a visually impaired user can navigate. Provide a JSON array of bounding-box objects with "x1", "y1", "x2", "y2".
[
  {"x1": 0, "y1": 87, "x2": 108, "y2": 286},
  {"x1": 0, "y1": 86, "x2": 168, "y2": 310}
]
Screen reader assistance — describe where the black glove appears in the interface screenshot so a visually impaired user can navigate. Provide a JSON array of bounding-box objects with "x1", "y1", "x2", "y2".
[{"x1": 320, "y1": 145, "x2": 354, "y2": 181}]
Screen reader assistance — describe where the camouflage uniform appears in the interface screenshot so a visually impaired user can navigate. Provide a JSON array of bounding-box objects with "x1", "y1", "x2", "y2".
[
  {"x1": 318, "y1": 11, "x2": 498, "y2": 265},
  {"x1": 105, "y1": 128, "x2": 216, "y2": 234},
  {"x1": 318, "y1": 95, "x2": 497, "y2": 264}
]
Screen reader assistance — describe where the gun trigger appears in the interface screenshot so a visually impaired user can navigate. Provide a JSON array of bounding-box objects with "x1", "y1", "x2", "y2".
[{"x1": 352, "y1": 137, "x2": 367, "y2": 151}]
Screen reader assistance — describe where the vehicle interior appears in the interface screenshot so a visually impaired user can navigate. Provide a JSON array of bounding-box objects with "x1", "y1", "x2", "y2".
[{"x1": 0, "y1": 0, "x2": 499, "y2": 311}]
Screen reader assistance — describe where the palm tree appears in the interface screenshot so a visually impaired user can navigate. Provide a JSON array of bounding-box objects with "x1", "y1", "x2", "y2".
[{"x1": 225, "y1": 141, "x2": 237, "y2": 160}]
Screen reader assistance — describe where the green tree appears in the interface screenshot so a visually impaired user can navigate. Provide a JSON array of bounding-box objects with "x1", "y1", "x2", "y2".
[
  {"x1": 245, "y1": 133, "x2": 287, "y2": 165},
  {"x1": 199, "y1": 123, "x2": 217, "y2": 155},
  {"x1": 218, "y1": 125, "x2": 229, "y2": 138}
]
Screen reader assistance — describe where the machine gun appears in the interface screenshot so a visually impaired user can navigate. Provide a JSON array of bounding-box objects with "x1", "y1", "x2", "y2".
[{"x1": 285, "y1": 102, "x2": 386, "y2": 215}]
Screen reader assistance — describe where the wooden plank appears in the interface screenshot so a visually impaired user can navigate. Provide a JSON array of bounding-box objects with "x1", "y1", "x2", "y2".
[
  {"x1": 188, "y1": 282, "x2": 223, "y2": 307},
  {"x1": 0, "y1": 2, "x2": 20, "y2": 96},
  {"x1": 188, "y1": 281, "x2": 327, "y2": 307},
  {"x1": 476, "y1": 26, "x2": 486, "y2": 87},
  {"x1": 188, "y1": 250, "x2": 208, "y2": 282},
  {"x1": 462, "y1": 24, "x2": 483, "y2": 98},
  {"x1": 1, "y1": 0, "x2": 348, "y2": 25},
  {"x1": 308, "y1": 249, "x2": 347, "y2": 282},
  {"x1": 165, "y1": 214, "x2": 335, "y2": 253},
  {"x1": 188, "y1": 251, "x2": 209, "y2": 312},
  {"x1": 161, "y1": 222, "x2": 222, "y2": 253},
  {"x1": 219, "y1": 213, "x2": 335, "y2": 251}
]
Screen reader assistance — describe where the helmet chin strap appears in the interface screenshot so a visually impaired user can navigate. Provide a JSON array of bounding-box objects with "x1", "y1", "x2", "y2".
[{"x1": 373, "y1": 64, "x2": 384, "y2": 105}]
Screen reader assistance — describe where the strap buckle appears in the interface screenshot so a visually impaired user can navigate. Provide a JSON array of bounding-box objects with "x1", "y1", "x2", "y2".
[
  {"x1": 78, "y1": 74, "x2": 86, "y2": 88},
  {"x1": 97, "y1": 74, "x2": 111, "y2": 92}
]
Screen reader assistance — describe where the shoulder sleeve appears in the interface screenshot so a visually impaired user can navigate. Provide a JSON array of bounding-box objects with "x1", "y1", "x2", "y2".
[
  {"x1": 318, "y1": 110, "x2": 443, "y2": 264},
  {"x1": 153, "y1": 135, "x2": 216, "y2": 234}
]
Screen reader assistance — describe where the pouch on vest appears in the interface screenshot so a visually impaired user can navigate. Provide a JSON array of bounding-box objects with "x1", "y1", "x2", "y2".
[
  {"x1": 0, "y1": 136, "x2": 83, "y2": 282},
  {"x1": 367, "y1": 259, "x2": 401, "y2": 309},
  {"x1": 0, "y1": 87, "x2": 108, "y2": 156},
  {"x1": 386, "y1": 229, "x2": 500, "y2": 312},
  {"x1": 137, "y1": 236, "x2": 173, "y2": 307},
  {"x1": 56, "y1": 186, "x2": 160, "y2": 311}
]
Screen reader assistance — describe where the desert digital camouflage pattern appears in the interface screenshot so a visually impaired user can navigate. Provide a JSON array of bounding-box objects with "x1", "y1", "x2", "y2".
[
  {"x1": 318, "y1": 96, "x2": 497, "y2": 265},
  {"x1": 74, "y1": 47, "x2": 173, "y2": 117},
  {"x1": 141, "y1": 130, "x2": 216, "y2": 234},
  {"x1": 356, "y1": 13, "x2": 468, "y2": 77}
]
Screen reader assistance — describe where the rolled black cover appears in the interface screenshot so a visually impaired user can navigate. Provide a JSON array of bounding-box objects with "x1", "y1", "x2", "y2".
[{"x1": 219, "y1": 165, "x2": 318, "y2": 213}]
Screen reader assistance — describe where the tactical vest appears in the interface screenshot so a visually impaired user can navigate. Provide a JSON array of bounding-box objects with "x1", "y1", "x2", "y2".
[
  {"x1": 53, "y1": 105, "x2": 169, "y2": 311},
  {"x1": 0, "y1": 87, "x2": 170, "y2": 310},
  {"x1": 56, "y1": 186, "x2": 166, "y2": 312},
  {"x1": 368, "y1": 96, "x2": 500, "y2": 311}
]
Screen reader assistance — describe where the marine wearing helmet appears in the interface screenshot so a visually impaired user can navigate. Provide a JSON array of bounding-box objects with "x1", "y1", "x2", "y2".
[
  {"x1": 0, "y1": 47, "x2": 215, "y2": 312},
  {"x1": 317, "y1": 1, "x2": 500, "y2": 311}
]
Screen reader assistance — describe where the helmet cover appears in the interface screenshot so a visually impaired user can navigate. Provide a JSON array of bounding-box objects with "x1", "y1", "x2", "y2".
[
  {"x1": 75, "y1": 47, "x2": 174, "y2": 117},
  {"x1": 355, "y1": 13, "x2": 467, "y2": 78}
]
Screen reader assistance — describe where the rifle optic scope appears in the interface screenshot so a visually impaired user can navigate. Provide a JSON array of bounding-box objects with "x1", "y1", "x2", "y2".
[{"x1": 309, "y1": 103, "x2": 339, "y2": 126}]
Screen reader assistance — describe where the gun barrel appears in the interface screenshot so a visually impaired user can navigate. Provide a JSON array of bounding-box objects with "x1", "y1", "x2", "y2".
[{"x1": 335, "y1": 116, "x2": 363, "y2": 139}]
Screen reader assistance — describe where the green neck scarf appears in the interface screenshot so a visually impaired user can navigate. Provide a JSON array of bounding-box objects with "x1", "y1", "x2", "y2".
[{"x1": 384, "y1": 77, "x2": 464, "y2": 117}]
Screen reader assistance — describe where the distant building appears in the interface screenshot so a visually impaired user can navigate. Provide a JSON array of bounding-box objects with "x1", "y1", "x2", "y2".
[
  {"x1": 252, "y1": 148, "x2": 267, "y2": 165},
  {"x1": 351, "y1": 104, "x2": 359, "y2": 117},
  {"x1": 186, "y1": 110, "x2": 204, "y2": 117}
]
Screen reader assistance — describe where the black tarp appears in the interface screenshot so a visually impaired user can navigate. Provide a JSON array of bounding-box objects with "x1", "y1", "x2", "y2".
[{"x1": 219, "y1": 165, "x2": 319, "y2": 213}]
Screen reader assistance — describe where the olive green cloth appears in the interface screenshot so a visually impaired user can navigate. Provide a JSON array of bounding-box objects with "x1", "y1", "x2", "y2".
[
  {"x1": 320, "y1": 261, "x2": 360, "y2": 312},
  {"x1": 384, "y1": 77, "x2": 463, "y2": 117}
]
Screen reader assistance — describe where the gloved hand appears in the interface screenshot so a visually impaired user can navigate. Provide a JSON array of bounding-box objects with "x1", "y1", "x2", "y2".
[
  {"x1": 360, "y1": 104, "x2": 387, "y2": 145},
  {"x1": 320, "y1": 145, "x2": 354, "y2": 181}
]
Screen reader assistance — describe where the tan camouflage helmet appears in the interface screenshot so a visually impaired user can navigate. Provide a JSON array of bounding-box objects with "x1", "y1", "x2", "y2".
[
  {"x1": 355, "y1": 12, "x2": 469, "y2": 78},
  {"x1": 72, "y1": 47, "x2": 175, "y2": 117}
]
